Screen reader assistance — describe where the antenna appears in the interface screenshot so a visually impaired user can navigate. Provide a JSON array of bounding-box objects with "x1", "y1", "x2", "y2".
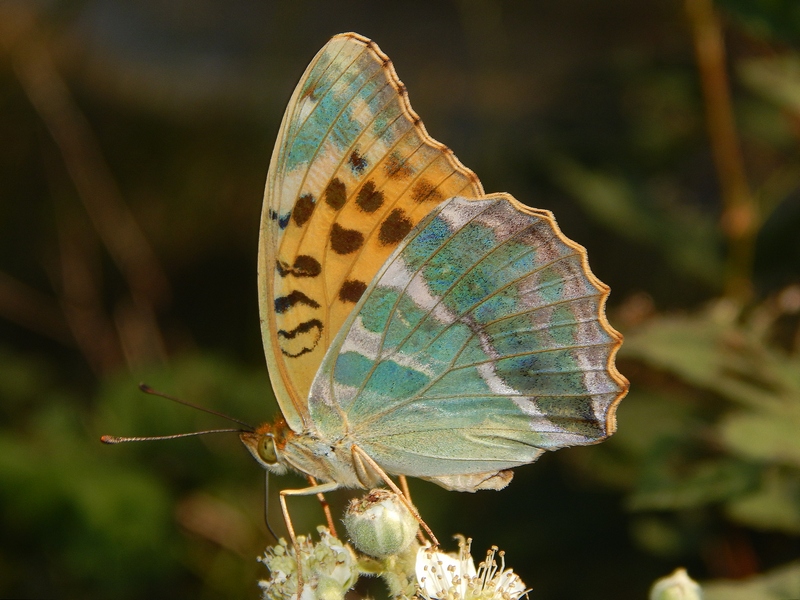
[
  {"x1": 101, "y1": 429, "x2": 243, "y2": 444},
  {"x1": 137, "y1": 383, "x2": 255, "y2": 430},
  {"x1": 100, "y1": 383, "x2": 255, "y2": 444}
]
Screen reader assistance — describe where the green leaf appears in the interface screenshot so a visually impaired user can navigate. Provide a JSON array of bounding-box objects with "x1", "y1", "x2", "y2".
[
  {"x1": 629, "y1": 459, "x2": 758, "y2": 511},
  {"x1": 547, "y1": 157, "x2": 723, "y2": 286},
  {"x1": 623, "y1": 304, "x2": 798, "y2": 413},
  {"x1": 564, "y1": 388, "x2": 704, "y2": 490},
  {"x1": 720, "y1": 410, "x2": 800, "y2": 468},
  {"x1": 725, "y1": 468, "x2": 800, "y2": 534}
]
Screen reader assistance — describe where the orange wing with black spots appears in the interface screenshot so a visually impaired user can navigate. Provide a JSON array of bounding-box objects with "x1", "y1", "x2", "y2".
[{"x1": 260, "y1": 33, "x2": 483, "y2": 431}]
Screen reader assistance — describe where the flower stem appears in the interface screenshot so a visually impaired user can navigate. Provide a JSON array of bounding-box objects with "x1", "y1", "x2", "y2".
[{"x1": 685, "y1": 0, "x2": 757, "y2": 302}]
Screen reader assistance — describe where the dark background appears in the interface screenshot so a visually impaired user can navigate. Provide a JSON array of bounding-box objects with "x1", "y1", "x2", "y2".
[{"x1": 1, "y1": 1, "x2": 799, "y2": 598}]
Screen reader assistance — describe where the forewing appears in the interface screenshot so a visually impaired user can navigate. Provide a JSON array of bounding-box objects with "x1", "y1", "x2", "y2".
[
  {"x1": 309, "y1": 194, "x2": 628, "y2": 478},
  {"x1": 260, "y1": 33, "x2": 483, "y2": 429}
]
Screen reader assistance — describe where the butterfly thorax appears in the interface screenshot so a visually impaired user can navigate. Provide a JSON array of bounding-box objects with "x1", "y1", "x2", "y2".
[{"x1": 239, "y1": 415, "x2": 369, "y2": 488}]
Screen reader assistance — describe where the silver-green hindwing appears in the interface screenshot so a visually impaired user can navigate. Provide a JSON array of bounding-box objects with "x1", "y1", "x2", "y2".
[{"x1": 308, "y1": 194, "x2": 627, "y2": 481}]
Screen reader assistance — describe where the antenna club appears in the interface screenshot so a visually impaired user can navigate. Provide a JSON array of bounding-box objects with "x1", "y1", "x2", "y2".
[
  {"x1": 100, "y1": 435, "x2": 119, "y2": 444},
  {"x1": 138, "y1": 383, "x2": 154, "y2": 394}
]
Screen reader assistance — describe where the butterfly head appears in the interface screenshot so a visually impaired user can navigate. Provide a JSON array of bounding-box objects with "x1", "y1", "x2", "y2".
[{"x1": 239, "y1": 415, "x2": 293, "y2": 474}]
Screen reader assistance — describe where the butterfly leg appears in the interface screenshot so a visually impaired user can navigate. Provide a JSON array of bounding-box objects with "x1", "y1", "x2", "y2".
[
  {"x1": 279, "y1": 481, "x2": 341, "y2": 594},
  {"x1": 351, "y1": 444, "x2": 439, "y2": 547},
  {"x1": 306, "y1": 475, "x2": 338, "y2": 536},
  {"x1": 398, "y1": 475, "x2": 430, "y2": 545},
  {"x1": 398, "y1": 474, "x2": 428, "y2": 545},
  {"x1": 399, "y1": 475, "x2": 412, "y2": 502}
]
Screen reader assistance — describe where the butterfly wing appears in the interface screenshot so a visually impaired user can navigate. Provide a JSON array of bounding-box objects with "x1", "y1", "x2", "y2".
[
  {"x1": 308, "y1": 194, "x2": 628, "y2": 486},
  {"x1": 261, "y1": 33, "x2": 483, "y2": 430}
]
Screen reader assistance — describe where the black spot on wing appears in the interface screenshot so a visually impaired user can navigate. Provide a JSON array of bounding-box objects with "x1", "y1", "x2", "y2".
[
  {"x1": 330, "y1": 223, "x2": 364, "y2": 254},
  {"x1": 276, "y1": 255, "x2": 322, "y2": 277},
  {"x1": 338, "y1": 280, "x2": 367, "y2": 303},
  {"x1": 293, "y1": 194, "x2": 316, "y2": 227},
  {"x1": 269, "y1": 209, "x2": 291, "y2": 229},
  {"x1": 277, "y1": 319, "x2": 323, "y2": 339},
  {"x1": 411, "y1": 180, "x2": 444, "y2": 204},
  {"x1": 274, "y1": 291, "x2": 321, "y2": 314},
  {"x1": 278, "y1": 319, "x2": 323, "y2": 358},
  {"x1": 379, "y1": 208, "x2": 413, "y2": 246},
  {"x1": 325, "y1": 178, "x2": 347, "y2": 210},
  {"x1": 356, "y1": 181, "x2": 384, "y2": 213},
  {"x1": 349, "y1": 150, "x2": 367, "y2": 174}
]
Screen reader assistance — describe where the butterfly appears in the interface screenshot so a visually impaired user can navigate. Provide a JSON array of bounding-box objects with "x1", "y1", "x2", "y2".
[{"x1": 239, "y1": 32, "x2": 628, "y2": 540}]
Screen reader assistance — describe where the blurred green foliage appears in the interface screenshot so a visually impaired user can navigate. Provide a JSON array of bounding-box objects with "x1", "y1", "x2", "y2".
[
  {"x1": 703, "y1": 560, "x2": 800, "y2": 599},
  {"x1": 717, "y1": 0, "x2": 800, "y2": 47},
  {"x1": 571, "y1": 296, "x2": 800, "y2": 559},
  {"x1": 1, "y1": 1, "x2": 799, "y2": 599}
]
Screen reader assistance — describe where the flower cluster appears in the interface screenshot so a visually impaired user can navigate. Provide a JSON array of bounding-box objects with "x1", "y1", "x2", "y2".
[
  {"x1": 256, "y1": 491, "x2": 529, "y2": 600},
  {"x1": 415, "y1": 536, "x2": 528, "y2": 600},
  {"x1": 257, "y1": 527, "x2": 358, "y2": 600}
]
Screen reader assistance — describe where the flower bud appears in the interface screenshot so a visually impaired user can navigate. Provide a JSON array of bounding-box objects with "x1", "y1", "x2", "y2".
[
  {"x1": 344, "y1": 489, "x2": 419, "y2": 558},
  {"x1": 650, "y1": 568, "x2": 703, "y2": 600}
]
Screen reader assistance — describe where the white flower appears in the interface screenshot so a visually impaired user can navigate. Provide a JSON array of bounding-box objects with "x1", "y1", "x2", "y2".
[
  {"x1": 415, "y1": 537, "x2": 528, "y2": 600},
  {"x1": 258, "y1": 527, "x2": 358, "y2": 600}
]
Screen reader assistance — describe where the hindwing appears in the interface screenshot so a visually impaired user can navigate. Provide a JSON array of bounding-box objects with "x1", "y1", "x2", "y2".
[{"x1": 308, "y1": 194, "x2": 628, "y2": 479}]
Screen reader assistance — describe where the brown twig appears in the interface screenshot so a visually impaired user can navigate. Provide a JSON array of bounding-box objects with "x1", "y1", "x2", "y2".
[
  {"x1": 2, "y1": 6, "x2": 171, "y2": 367},
  {"x1": 53, "y1": 213, "x2": 125, "y2": 374},
  {"x1": 0, "y1": 270, "x2": 73, "y2": 345},
  {"x1": 11, "y1": 36, "x2": 171, "y2": 310},
  {"x1": 685, "y1": 0, "x2": 757, "y2": 302}
]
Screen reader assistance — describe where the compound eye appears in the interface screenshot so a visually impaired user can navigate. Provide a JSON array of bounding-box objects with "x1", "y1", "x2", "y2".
[{"x1": 258, "y1": 436, "x2": 278, "y2": 464}]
